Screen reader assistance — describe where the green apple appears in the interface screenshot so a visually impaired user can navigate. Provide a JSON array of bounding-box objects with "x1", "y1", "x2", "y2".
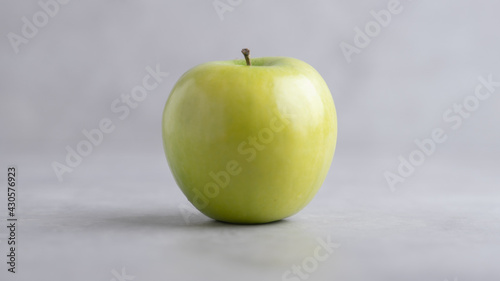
[{"x1": 162, "y1": 49, "x2": 337, "y2": 224}]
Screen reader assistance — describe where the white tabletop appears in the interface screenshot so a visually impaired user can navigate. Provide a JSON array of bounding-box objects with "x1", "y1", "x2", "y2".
[{"x1": 1, "y1": 149, "x2": 498, "y2": 281}]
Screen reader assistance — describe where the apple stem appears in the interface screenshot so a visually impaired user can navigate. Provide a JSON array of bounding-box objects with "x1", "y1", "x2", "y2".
[{"x1": 241, "y1": 48, "x2": 251, "y2": 66}]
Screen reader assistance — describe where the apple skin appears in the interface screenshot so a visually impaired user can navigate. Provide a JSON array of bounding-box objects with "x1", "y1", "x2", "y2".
[{"x1": 162, "y1": 56, "x2": 337, "y2": 224}]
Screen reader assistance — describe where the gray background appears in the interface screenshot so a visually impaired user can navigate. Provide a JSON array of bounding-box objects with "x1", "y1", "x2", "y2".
[{"x1": 1, "y1": 0, "x2": 499, "y2": 280}]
